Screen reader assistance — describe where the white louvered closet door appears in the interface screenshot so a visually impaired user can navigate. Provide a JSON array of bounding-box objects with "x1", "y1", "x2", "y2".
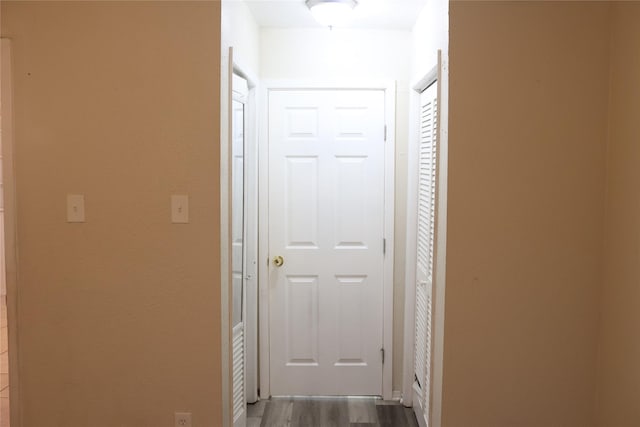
[
  {"x1": 232, "y1": 74, "x2": 248, "y2": 427},
  {"x1": 414, "y1": 81, "x2": 438, "y2": 427}
]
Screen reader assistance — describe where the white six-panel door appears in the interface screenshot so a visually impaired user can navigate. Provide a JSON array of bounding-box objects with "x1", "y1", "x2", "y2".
[{"x1": 268, "y1": 89, "x2": 386, "y2": 396}]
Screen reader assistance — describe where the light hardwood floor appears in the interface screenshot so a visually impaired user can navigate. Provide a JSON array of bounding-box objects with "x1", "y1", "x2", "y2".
[{"x1": 247, "y1": 398, "x2": 419, "y2": 427}]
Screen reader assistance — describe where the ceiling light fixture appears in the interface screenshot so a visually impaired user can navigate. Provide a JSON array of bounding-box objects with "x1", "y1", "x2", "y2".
[{"x1": 306, "y1": 0, "x2": 358, "y2": 28}]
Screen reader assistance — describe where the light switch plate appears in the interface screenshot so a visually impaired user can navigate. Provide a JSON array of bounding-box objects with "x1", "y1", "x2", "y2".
[
  {"x1": 171, "y1": 195, "x2": 189, "y2": 224},
  {"x1": 67, "y1": 194, "x2": 85, "y2": 223}
]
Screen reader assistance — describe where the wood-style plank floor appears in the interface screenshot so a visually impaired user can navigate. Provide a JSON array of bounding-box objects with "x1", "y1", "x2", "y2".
[{"x1": 247, "y1": 398, "x2": 419, "y2": 427}]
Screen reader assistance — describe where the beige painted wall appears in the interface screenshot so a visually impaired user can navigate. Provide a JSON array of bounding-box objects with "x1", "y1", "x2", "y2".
[
  {"x1": 222, "y1": 0, "x2": 260, "y2": 76},
  {"x1": 259, "y1": 28, "x2": 411, "y2": 392},
  {"x1": 1, "y1": 2, "x2": 222, "y2": 426},
  {"x1": 598, "y1": 3, "x2": 640, "y2": 426},
  {"x1": 411, "y1": 0, "x2": 448, "y2": 84},
  {"x1": 445, "y1": 2, "x2": 610, "y2": 426}
]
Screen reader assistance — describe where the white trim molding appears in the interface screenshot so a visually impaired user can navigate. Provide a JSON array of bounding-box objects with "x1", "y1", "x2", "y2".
[
  {"x1": 220, "y1": 45, "x2": 233, "y2": 427},
  {"x1": 431, "y1": 50, "x2": 449, "y2": 427},
  {"x1": 223, "y1": 47, "x2": 261, "y2": 426},
  {"x1": 233, "y1": 65, "x2": 260, "y2": 406}
]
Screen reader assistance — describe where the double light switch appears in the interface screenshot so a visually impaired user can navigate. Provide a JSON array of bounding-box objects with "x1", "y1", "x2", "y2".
[{"x1": 66, "y1": 194, "x2": 190, "y2": 224}]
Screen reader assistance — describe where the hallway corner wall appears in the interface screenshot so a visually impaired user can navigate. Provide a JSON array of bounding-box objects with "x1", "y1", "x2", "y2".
[
  {"x1": 598, "y1": 3, "x2": 640, "y2": 426},
  {"x1": 1, "y1": 2, "x2": 223, "y2": 425},
  {"x1": 446, "y1": 2, "x2": 611, "y2": 426}
]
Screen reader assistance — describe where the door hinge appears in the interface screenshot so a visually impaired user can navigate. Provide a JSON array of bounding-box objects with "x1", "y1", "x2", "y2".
[
  {"x1": 381, "y1": 348, "x2": 385, "y2": 364},
  {"x1": 384, "y1": 125, "x2": 387, "y2": 142},
  {"x1": 383, "y1": 238, "x2": 386, "y2": 255}
]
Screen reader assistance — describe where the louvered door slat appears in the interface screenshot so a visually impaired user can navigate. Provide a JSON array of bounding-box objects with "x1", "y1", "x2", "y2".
[
  {"x1": 232, "y1": 323, "x2": 245, "y2": 423},
  {"x1": 414, "y1": 82, "x2": 438, "y2": 427}
]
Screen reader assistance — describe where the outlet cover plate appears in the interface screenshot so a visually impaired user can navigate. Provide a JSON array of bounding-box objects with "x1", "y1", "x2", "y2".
[{"x1": 175, "y1": 412, "x2": 192, "y2": 427}]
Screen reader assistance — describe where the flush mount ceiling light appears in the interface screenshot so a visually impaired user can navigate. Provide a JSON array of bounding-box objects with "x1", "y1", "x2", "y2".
[{"x1": 306, "y1": 0, "x2": 358, "y2": 28}]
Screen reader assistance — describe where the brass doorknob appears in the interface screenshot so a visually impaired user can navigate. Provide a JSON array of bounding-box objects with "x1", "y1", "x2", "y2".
[{"x1": 273, "y1": 256, "x2": 284, "y2": 267}]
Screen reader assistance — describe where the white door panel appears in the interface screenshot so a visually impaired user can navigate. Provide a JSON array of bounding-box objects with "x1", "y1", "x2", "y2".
[{"x1": 269, "y1": 90, "x2": 385, "y2": 396}]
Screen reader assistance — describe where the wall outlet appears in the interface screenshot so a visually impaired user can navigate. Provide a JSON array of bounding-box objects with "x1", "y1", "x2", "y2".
[
  {"x1": 175, "y1": 412, "x2": 192, "y2": 427},
  {"x1": 171, "y1": 194, "x2": 189, "y2": 224}
]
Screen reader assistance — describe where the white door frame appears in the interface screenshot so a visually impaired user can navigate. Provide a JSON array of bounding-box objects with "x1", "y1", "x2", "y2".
[
  {"x1": 231, "y1": 63, "x2": 260, "y2": 406},
  {"x1": 221, "y1": 46, "x2": 259, "y2": 427},
  {"x1": 402, "y1": 51, "x2": 448, "y2": 427},
  {"x1": 231, "y1": 73, "x2": 249, "y2": 427},
  {"x1": 220, "y1": 46, "x2": 233, "y2": 427},
  {"x1": 258, "y1": 80, "x2": 396, "y2": 400}
]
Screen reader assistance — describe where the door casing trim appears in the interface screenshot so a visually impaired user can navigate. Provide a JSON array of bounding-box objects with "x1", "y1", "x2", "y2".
[{"x1": 258, "y1": 80, "x2": 396, "y2": 400}]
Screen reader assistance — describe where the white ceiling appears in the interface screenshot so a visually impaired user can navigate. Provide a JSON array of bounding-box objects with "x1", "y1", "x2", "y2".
[{"x1": 244, "y1": 0, "x2": 427, "y2": 30}]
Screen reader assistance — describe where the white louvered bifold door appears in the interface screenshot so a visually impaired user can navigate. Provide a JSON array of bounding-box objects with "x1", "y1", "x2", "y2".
[
  {"x1": 232, "y1": 323, "x2": 245, "y2": 424},
  {"x1": 231, "y1": 75, "x2": 248, "y2": 427},
  {"x1": 414, "y1": 81, "x2": 438, "y2": 427}
]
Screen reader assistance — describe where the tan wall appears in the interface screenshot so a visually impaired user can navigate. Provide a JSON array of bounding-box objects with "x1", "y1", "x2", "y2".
[
  {"x1": 1, "y1": 2, "x2": 222, "y2": 426},
  {"x1": 445, "y1": 2, "x2": 610, "y2": 426},
  {"x1": 598, "y1": 3, "x2": 640, "y2": 426}
]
